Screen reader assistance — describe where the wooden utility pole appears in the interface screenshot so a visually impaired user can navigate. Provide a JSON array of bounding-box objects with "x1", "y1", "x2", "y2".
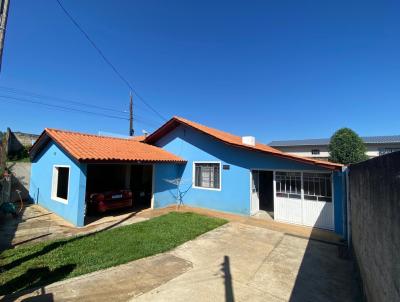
[
  {"x1": 0, "y1": 0, "x2": 10, "y2": 72},
  {"x1": 129, "y1": 92, "x2": 134, "y2": 136}
]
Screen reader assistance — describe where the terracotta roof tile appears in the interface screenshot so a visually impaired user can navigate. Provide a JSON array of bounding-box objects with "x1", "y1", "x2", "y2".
[
  {"x1": 145, "y1": 116, "x2": 343, "y2": 170},
  {"x1": 31, "y1": 128, "x2": 185, "y2": 163}
]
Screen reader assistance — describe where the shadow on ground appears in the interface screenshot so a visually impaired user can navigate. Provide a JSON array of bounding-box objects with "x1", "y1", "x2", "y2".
[
  {"x1": 0, "y1": 203, "x2": 27, "y2": 252},
  {"x1": 288, "y1": 213, "x2": 363, "y2": 302},
  {"x1": 221, "y1": 255, "x2": 234, "y2": 302},
  {"x1": 0, "y1": 210, "x2": 139, "y2": 297}
]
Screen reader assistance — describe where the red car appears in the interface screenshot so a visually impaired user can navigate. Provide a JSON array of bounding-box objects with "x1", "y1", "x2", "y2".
[{"x1": 87, "y1": 189, "x2": 133, "y2": 213}]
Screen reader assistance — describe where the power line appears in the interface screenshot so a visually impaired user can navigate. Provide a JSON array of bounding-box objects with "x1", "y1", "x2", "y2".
[
  {"x1": 0, "y1": 85, "x2": 160, "y2": 115},
  {"x1": 0, "y1": 86, "x2": 129, "y2": 115},
  {"x1": 55, "y1": 0, "x2": 167, "y2": 122},
  {"x1": 0, "y1": 94, "x2": 128, "y2": 120},
  {"x1": 0, "y1": 94, "x2": 161, "y2": 128}
]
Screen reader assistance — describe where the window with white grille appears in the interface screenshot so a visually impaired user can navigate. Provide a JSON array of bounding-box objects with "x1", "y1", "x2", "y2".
[
  {"x1": 275, "y1": 172, "x2": 301, "y2": 199},
  {"x1": 194, "y1": 163, "x2": 221, "y2": 190},
  {"x1": 303, "y1": 173, "x2": 332, "y2": 202}
]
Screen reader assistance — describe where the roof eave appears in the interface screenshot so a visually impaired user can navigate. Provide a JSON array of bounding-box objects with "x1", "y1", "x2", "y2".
[{"x1": 146, "y1": 117, "x2": 342, "y2": 171}]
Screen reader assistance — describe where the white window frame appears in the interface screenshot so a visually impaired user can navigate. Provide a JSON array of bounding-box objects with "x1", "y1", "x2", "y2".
[
  {"x1": 51, "y1": 165, "x2": 70, "y2": 204},
  {"x1": 192, "y1": 161, "x2": 222, "y2": 191}
]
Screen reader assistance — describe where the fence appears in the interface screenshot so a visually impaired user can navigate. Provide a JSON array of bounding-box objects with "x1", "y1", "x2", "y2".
[{"x1": 349, "y1": 151, "x2": 400, "y2": 302}]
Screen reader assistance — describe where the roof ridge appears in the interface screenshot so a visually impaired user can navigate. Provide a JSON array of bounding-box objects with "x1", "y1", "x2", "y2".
[{"x1": 173, "y1": 116, "x2": 284, "y2": 152}]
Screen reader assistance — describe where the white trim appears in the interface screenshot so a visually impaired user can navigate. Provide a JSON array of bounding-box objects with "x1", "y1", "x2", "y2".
[
  {"x1": 301, "y1": 171, "x2": 304, "y2": 220},
  {"x1": 151, "y1": 164, "x2": 155, "y2": 209},
  {"x1": 249, "y1": 171, "x2": 253, "y2": 214},
  {"x1": 273, "y1": 170, "x2": 276, "y2": 216},
  {"x1": 51, "y1": 165, "x2": 70, "y2": 204},
  {"x1": 192, "y1": 161, "x2": 222, "y2": 191}
]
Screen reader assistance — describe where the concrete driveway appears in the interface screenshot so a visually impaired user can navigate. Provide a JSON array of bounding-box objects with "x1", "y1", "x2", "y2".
[
  {"x1": 5, "y1": 221, "x2": 361, "y2": 302},
  {"x1": 133, "y1": 223, "x2": 360, "y2": 302}
]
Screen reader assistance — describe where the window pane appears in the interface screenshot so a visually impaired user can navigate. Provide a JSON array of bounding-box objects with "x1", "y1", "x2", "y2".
[
  {"x1": 194, "y1": 163, "x2": 220, "y2": 189},
  {"x1": 303, "y1": 173, "x2": 332, "y2": 200},
  {"x1": 213, "y1": 165, "x2": 220, "y2": 189},
  {"x1": 57, "y1": 167, "x2": 69, "y2": 200}
]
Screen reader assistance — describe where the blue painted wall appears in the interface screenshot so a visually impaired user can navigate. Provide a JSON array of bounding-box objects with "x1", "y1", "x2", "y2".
[
  {"x1": 153, "y1": 125, "x2": 346, "y2": 235},
  {"x1": 333, "y1": 171, "x2": 345, "y2": 236},
  {"x1": 29, "y1": 141, "x2": 87, "y2": 226}
]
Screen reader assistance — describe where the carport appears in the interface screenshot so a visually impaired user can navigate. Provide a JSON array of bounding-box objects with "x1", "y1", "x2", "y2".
[
  {"x1": 84, "y1": 163, "x2": 154, "y2": 223},
  {"x1": 29, "y1": 128, "x2": 185, "y2": 227}
]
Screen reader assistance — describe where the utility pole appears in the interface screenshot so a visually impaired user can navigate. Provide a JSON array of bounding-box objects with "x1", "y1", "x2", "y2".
[
  {"x1": 129, "y1": 92, "x2": 134, "y2": 136},
  {"x1": 0, "y1": 0, "x2": 10, "y2": 72}
]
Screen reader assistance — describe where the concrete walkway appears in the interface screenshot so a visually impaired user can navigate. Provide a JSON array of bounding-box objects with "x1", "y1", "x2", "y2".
[{"x1": 2, "y1": 222, "x2": 361, "y2": 302}]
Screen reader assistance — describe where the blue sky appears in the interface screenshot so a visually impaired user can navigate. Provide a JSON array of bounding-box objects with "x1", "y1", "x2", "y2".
[{"x1": 1, "y1": 0, "x2": 399, "y2": 143}]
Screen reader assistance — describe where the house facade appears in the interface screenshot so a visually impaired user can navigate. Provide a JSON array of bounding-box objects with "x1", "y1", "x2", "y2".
[
  {"x1": 269, "y1": 136, "x2": 400, "y2": 160},
  {"x1": 149, "y1": 117, "x2": 345, "y2": 235},
  {"x1": 29, "y1": 117, "x2": 346, "y2": 237}
]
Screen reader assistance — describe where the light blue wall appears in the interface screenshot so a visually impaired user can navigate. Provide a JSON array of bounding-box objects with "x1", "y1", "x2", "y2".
[
  {"x1": 153, "y1": 125, "x2": 346, "y2": 235},
  {"x1": 29, "y1": 141, "x2": 87, "y2": 227}
]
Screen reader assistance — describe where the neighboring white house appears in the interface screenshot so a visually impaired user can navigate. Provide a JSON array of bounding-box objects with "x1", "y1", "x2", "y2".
[{"x1": 269, "y1": 135, "x2": 400, "y2": 160}]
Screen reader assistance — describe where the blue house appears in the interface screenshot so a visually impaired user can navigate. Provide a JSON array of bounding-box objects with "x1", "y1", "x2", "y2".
[{"x1": 29, "y1": 117, "x2": 346, "y2": 236}]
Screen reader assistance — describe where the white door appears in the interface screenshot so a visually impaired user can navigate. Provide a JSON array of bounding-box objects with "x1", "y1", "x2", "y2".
[
  {"x1": 302, "y1": 199, "x2": 333, "y2": 229},
  {"x1": 302, "y1": 173, "x2": 334, "y2": 230},
  {"x1": 250, "y1": 171, "x2": 260, "y2": 214},
  {"x1": 274, "y1": 171, "x2": 303, "y2": 224}
]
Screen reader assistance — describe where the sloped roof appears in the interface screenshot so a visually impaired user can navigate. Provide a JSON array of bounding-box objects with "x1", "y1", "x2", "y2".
[
  {"x1": 269, "y1": 135, "x2": 400, "y2": 147},
  {"x1": 30, "y1": 128, "x2": 185, "y2": 163},
  {"x1": 145, "y1": 116, "x2": 343, "y2": 170},
  {"x1": 131, "y1": 135, "x2": 146, "y2": 142}
]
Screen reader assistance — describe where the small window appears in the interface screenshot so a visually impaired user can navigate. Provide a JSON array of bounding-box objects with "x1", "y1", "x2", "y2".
[
  {"x1": 194, "y1": 163, "x2": 221, "y2": 190},
  {"x1": 52, "y1": 166, "x2": 70, "y2": 203},
  {"x1": 311, "y1": 149, "x2": 320, "y2": 155}
]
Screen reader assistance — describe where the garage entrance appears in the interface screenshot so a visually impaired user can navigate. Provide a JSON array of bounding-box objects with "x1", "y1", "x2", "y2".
[
  {"x1": 85, "y1": 163, "x2": 153, "y2": 224},
  {"x1": 251, "y1": 170, "x2": 334, "y2": 230}
]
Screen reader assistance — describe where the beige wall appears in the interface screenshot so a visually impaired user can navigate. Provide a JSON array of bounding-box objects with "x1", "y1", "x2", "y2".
[{"x1": 273, "y1": 143, "x2": 400, "y2": 159}]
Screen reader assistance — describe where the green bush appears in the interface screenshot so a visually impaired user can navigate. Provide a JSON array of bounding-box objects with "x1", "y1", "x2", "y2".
[{"x1": 328, "y1": 128, "x2": 368, "y2": 165}]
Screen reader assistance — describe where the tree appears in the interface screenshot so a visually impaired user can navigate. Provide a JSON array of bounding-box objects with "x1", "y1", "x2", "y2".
[{"x1": 328, "y1": 128, "x2": 368, "y2": 164}]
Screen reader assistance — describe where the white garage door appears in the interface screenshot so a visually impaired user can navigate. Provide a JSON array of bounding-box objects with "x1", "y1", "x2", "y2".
[{"x1": 274, "y1": 171, "x2": 334, "y2": 230}]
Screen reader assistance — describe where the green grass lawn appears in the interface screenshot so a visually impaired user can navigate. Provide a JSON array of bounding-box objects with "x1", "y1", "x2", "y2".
[{"x1": 0, "y1": 212, "x2": 227, "y2": 295}]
